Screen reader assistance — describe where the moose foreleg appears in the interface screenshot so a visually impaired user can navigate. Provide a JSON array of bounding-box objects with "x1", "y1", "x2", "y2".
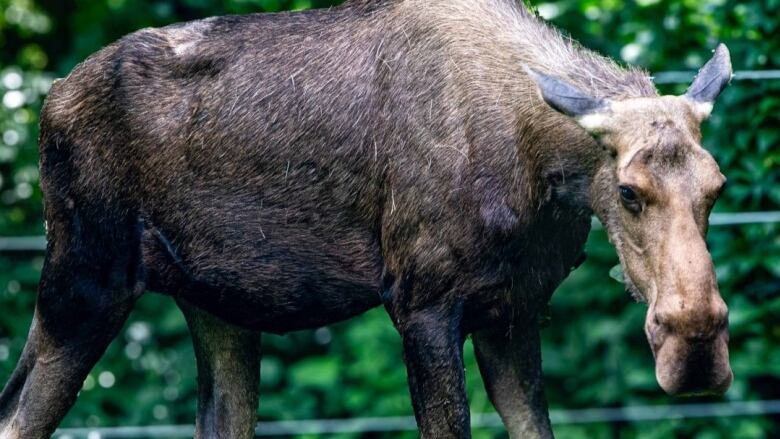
[
  {"x1": 179, "y1": 301, "x2": 261, "y2": 439},
  {"x1": 472, "y1": 322, "x2": 554, "y2": 439},
  {"x1": 392, "y1": 307, "x2": 470, "y2": 438}
]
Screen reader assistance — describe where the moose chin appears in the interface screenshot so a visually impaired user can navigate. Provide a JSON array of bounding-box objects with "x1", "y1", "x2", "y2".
[{"x1": 0, "y1": 1, "x2": 732, "y2": 438}]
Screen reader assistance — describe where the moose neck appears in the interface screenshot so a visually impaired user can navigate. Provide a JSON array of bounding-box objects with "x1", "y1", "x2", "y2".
[
  {"x1": 445, "y1": 0, "x2": 658, "y2": 219},
  {"x1": 379, "y1": 0, "x2": 658, "y2": 228}
]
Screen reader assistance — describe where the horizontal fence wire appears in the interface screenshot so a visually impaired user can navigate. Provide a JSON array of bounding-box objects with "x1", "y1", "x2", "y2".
[
  {"x1": 654, "y1": 69, "x2": 780, "y2": 84},
  {"x1": 2, "y1": 211, "x2": 778, "y2": 252},
  {"x1": 0, "y1": 235, "x2": 45, "y2": 251},
  {"x1": 50, "y1": 399, "x2": 780, "y2": 438},
  {"x1": 590, "y1": 211, "x2": 780, "y2": 230}
]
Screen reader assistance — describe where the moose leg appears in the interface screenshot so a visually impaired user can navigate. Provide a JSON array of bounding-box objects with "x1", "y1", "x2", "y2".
[
  {"x1": 179, "y1": 301, "x2": 261, "y2": 439},
  {"x1": 390, "y1": 307, "x2": 470, "y2": 438},
  {"x1": 0, "y1": 213, "x2": 143, "y2": 438},
  {"x1": 472, "y1": 321, "x2": 553, "y2": 439}
]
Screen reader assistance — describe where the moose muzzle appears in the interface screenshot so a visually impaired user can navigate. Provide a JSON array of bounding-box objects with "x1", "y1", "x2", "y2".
[
  {"x1": 645, "y1": 223, "x2": 732, "y2": 396},
  {"x1": 647, "y1": 295, "x2": 732, "y2": 396}
]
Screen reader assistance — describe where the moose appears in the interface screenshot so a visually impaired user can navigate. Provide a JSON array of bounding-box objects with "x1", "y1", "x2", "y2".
[{"x1": 0, "y1": 0, "x2": 733, "y2": 437}]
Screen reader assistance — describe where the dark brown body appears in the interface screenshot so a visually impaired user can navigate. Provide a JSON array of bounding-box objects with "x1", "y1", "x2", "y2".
[
  {"x1": 2, "y1": 1, "x2": 732, "y2": 438},
  {"x1": 42, "y1": 2, "x2": 594, "y2": 333}
]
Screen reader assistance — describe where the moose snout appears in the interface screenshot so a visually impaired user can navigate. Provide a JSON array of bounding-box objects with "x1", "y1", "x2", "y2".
[
  {"x1": 650, "y1": 296, "x2": 729, "y2": 342},
  {"x1": 647, "y1": 295, "x2": 732, "y2": 396}
]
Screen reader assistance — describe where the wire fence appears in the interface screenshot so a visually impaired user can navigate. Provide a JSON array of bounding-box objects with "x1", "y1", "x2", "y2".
[
  {"x1": 50, "y1": 400, "x2": 780, "y2": 438},
  {"x1": 654, "y1": 69, "x2": 780, "y2": 84},
  {"x1": 4, "y1": 69, "x2": 780, "y2": 438}
]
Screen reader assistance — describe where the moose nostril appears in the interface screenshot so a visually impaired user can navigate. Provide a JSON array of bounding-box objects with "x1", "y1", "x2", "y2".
[
  {"x1": 711, "y1": 301, "x2": 729, "y2": 330},
  {"x1": 715, "y1": 309, "x2": 729, "y2": 331},
  {"x1": 653, "y1": 310, "x2": 673, "y2": 329}
]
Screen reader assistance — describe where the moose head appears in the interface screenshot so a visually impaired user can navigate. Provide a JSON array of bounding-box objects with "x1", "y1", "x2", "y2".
[{"x1": 529, "y1": 45, "x2": 733, "y2": 396}]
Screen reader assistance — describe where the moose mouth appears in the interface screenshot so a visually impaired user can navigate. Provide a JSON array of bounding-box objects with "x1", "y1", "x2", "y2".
[{"x1": 647, "y1": 313, "x2": 732, "y2": 396}]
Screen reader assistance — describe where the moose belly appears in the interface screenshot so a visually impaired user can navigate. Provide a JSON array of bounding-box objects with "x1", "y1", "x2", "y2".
[{"x1": 140, "y1": 212, "x2": 384, "y2": 334}]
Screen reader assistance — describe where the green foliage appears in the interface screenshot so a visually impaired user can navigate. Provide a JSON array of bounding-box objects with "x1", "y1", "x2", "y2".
[{"x1": 0, "y1": 0, "x2": 777, "y2": 438}]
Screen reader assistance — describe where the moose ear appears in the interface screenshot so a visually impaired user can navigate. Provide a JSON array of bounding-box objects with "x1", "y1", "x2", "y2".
[
  {"x1": 525, "y1": 67, "x2": 611, "y2": 133},
  {"x1": 685, "y1": 44, "x2": 733, "y2": 119}
]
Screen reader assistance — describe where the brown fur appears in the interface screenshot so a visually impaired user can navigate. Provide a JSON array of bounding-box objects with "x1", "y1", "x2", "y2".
[{"x1": 0, "y1": 1, "x2": 731, "y2": 438}]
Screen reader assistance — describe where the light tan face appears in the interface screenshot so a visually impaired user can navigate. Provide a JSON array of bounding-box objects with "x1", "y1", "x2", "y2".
[
  {"x1": 595, "y1": 96, "x2": 731, "y2": 396},
  {"x1": 529, "y1": 44, "x2": 733, "y2": 396}
]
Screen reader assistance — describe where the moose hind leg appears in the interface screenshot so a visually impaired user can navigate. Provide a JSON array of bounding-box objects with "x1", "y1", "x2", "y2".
[
  {"x1": 0, "y1": 207, "x2": 144, "y2": 438},
  {"x1": 179, "y1": 300, "x2": 261, "y2": 439}
]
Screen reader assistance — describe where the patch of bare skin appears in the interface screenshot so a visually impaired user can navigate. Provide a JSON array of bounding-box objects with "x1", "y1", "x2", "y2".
[
  {"x1": 0, "y1": 418, "x2": 20, "y2": 439},
  {"x1": 167, "y1": 19, "x2": 213, "y2": 57}
]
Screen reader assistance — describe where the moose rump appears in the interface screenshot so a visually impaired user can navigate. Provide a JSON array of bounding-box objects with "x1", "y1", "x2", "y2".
[{"x1": 45, "y1": 12, "x2": 391, "y2": 330}]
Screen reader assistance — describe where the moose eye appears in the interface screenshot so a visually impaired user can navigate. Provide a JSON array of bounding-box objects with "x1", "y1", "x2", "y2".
[
  {"x1": 618, "y1": 185, "x2": 641, "y2": 212},
  {"x1": 619, "y1": 186, "x2": 637, "y2": 201}
]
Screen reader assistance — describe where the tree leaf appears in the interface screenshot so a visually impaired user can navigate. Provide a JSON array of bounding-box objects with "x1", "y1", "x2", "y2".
[{"x1": 609, "y1": 264, "x2": 625, "y2": 284}]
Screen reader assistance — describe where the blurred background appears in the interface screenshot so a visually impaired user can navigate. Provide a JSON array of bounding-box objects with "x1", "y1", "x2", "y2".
[{"x1": 0, "y1": 0, "x2": 778, "y2": 438}]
